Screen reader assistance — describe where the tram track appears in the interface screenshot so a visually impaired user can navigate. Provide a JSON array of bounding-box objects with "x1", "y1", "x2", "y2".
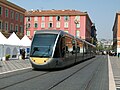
[
  {"x1": 0, "y1": 69, "x2": 33, "y2": 79},
  {"x1": 0, "y1": 56, "x2": 101, "y2": 90},
  {"x1": 0, "y1": 70, "x2": 50, "y2": 90},
  {"x1": 47, "y1": 57, "x2": 99, "y2": 90},
  {"x1": 82, "y1": 56, "x2": 105, "y2": 90}
]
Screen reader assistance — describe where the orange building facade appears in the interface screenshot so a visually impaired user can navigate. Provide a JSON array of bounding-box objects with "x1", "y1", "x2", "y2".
[
  {"x1": 113, "y1": 12, "x2": 120, "y2": 54},
  {"x1": 0, "y1": 0, "x2": 26, "y2": 39}
]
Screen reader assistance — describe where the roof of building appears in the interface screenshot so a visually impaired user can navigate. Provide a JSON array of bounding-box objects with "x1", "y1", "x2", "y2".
[
  {"x1": 25, "y1": 9, "x2": 88, "y2": 16},
  {"x1": 112, "y1": 12, "x2": 120, "y2": 31},
  {"x1": 0, "y1": 0, "x2": 26, "y2": 12}
]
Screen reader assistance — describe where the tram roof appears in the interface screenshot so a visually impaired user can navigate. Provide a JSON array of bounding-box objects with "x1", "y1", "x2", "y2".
[{"x1": 35, "y1": 30, "x2": 74, "y2": 37}]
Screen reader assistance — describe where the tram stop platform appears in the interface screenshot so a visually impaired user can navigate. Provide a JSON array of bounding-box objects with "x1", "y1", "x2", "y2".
[{"x1": 0, "y1": 56, "x2": 120, "y2": 90}]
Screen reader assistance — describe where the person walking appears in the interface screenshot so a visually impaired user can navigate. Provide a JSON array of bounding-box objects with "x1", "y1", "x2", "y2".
[
  {"x1": 22, "y1": 49, "x2": 26, "y2": 60},
  {"x1": 118, "y1": 52, "x2": 120, "y2": 58}
]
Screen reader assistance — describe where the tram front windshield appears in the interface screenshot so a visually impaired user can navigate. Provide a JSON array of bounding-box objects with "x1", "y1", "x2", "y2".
[{"x1": 30, "y1": 34, "x2": 57, "y2": 57}]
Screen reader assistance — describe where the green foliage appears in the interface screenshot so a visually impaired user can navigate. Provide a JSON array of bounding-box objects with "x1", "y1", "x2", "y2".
[{"x1": 5, "y1": 54, "x2": 10, "y2": 60}]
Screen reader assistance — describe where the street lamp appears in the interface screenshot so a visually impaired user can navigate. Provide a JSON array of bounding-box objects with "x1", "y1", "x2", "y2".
[
  {"x1": 74, "y1": 19, "x2": 79, "y2": 37},
  {"x1": 25, "y1": 22, "x2": 28, "y2": 35}
]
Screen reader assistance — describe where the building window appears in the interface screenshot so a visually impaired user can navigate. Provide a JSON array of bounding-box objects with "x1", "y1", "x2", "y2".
[
  {"x1": 34, "y1": 30, "x2": 36, "y2": 34},
  {"x1": 27, "y1": 31, "x2": 30, "y2": 36},
  {"x1": 75, "y1": 16, "x2": 80, "y2": 21},
  {"x1": 15, "y1": 25, "x2": 18, "y2": 32},
  {"x1": 5, "y1": 8, "x2": 9, "y2": 17},
  {"x1": 5, "y1": 22, "x2": 8, "y2": 31},
  {"x1": 42, "y1": 16, "x2": 45, "y2": 21},
  {"x1": 0, "y1": 21, "x2": 2, "y2": 30},
  {"x1": 20, "y1": 25, "x2": 23, "y2": 33},
  {"x1": 2, "y1": 22, "x2": 4, "y2": 29},
  {"x1": 64, "y1": 30, "x2": 68, "y2": 33},
  {"x1": 10, "y1": 10, "x2": 14, "y2": 19},
  {"x1": 41, "y1": 22, "x2": 45, "y2": 28},
  {"x1": 0, "y1": 6, "x2": 2, "y2": 15},
  {"x1": 64, "y1": 16, "x2": 69, "y2": 21},
  {"x1": 56, "y1": 22, "x2": 60, "y2": 28},
  {"x1": 20, "y1": 14, "x2": 23, "y2": 22},
  {"x1": 64, "y1": 22, "x2": 68, "y2": 28},
  {"x1": 48, "y1": 22, "x2": 53, "y2": 28},
  {"x1": 34, "y1": 17, "x2": 38, "y2": 21},
  {"x1": 76, "y1": 30, "x2": 80, "y2": 37},
  {"x1": 76, "y1": 22, "x2": 80, "y2": 28},
  {"x1": 49, "y1": 16, "x2": 53, "y2": 21},
  {"x1": 27, "y1": 23, "x2": 31, "y2": 28},
  {"x1": 16, "y1": 12, "x2": 19, "y2": 21},
  {"x1": 34, "y1": 23, "x2": 38, "y2": 28},
  {"x1": 56, "y1": 16, "x2": 60, "y2": 21},
  {"x1": 10, "y1": 23, "x2": 14, "y2": 32},
  {"x1": 27, "y1": 17, "x2": 31, "y2": 21}
]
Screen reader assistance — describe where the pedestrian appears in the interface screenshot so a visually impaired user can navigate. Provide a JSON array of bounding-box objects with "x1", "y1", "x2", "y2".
[
  {"x1": 22, "y1": 49, "x2": 26, "y2": 60},
  {"x1": 118, "y1": 53, "x2": 120, "y2": 58}
]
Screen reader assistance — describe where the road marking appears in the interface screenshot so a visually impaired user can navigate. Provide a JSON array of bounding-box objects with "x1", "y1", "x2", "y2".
[
  {"x1": 108, "y1": 55, "x2": 116, "y2": 90},
  {"x1": 0, "y1": 67, "x2": 32, "y2": 75}
]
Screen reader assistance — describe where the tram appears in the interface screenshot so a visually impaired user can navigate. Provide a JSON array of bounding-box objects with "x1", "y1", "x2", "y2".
[{"x1": 29, "y1": 30, "x2": 96, "y2": 69}]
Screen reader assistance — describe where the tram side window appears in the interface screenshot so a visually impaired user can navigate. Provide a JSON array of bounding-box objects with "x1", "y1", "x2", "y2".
[
  {"x1": 77, "y1": 40, "x2": 84, "y2": 54},
  {"x1": 72, "y1": 40, "x2": 76, "y2": 54},
  {"x1": 65, "y1": 36, "x2": 74, "y2": 55},
  {"x1": 61, "y1": 37, "x2": 66, "y2": 57},
  {"x1": 84, "y1": 43, "x2": 88, "y2": 54},
  {"x1": 76, "y1": 41, "x2": 80, "y2": 53},
  {"x1": 88, "y1": 45, "x2": 91, "y2": 54},
  {"x1": 53, "y1": 37, "x2": 61, "y2": 58}
]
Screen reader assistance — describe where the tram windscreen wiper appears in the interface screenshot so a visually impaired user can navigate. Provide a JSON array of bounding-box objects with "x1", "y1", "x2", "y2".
[{"x1": 32, "y1": 46, "x2": 40, "y2": 55}]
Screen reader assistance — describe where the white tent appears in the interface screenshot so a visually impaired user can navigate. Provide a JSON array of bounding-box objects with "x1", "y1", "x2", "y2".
[
  {"x1": 20, "y1": 35, "x2": 31, "y2": 46},
  {"x1": 0, "y1": 32, "x2": 8, "y2": 60},
  {"x1": 7, "y1": 32, "x2": 21, "y2": 45},
  {"x1": 0, "y1": 32, "x2": 31, "y2": 60},
  {"x1": 0, "y1": 32, "x2": 8, "y2": 44},
  {"x1": 20, "y1": 35, "x2": 31, "y2": 59},
  {"x1": 0, "y1": 32, "x2": 21, "y2": 60}
]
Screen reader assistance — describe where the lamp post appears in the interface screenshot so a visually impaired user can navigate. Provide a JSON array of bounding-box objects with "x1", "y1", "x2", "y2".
[
  {"x1": 25, "y1": 22, "x2": 28, "y2": 35},
  {"x1": 74, "y1": 19, "x2": 79, "y2": 37}
]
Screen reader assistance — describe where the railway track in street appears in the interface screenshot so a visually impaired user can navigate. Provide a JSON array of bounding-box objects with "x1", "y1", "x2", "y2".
[
  {"x1": 82, "y1": 56, "x2": 108, "y2": 90},
  {"x1": 0, "y1": 56, "x2": 108, "y2": 90},
  {"x1": 47, "y1": 57, "x2": 97, "y2": 90},
  {"x1": 0, "y1": 69, "x2": 50, "y2": 90},
  {"x1": 47, "y1": 55, "x2": 108, "y2": 90}
]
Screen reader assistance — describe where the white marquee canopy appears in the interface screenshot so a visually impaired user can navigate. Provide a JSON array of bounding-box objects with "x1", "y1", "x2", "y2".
[
  {"x1": 0, "y1": 32, "x2": 8, "y2": 44},
  {"x1": 7, "y1": 32, "x2": 21, "y2": 45},
  {"x1": 20, "y1": 35, "x2": 31, "y2": 46},
  {"x1": 0, "y1": 32, "x2": 31, "y2": 60}
]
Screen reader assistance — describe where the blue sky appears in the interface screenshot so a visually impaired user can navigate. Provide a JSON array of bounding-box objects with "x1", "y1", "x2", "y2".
[{"x1": 9, "y1": 0, "x2": 120, "y2": 39}]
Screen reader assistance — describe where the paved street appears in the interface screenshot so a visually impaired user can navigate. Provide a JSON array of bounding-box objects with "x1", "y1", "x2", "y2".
[{"x1": 0, "y1": 55, "x2": 111, "y2": 90}]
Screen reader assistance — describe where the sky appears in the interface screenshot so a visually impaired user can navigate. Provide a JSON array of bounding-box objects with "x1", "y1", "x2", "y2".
[{"x1": 8, "y1": 0, "x2": 120, "y2": 40}]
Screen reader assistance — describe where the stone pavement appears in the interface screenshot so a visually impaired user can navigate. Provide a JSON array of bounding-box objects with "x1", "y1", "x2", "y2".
[
  {"x1": 109, "y1": 56, "x2": 120, "y2": 90},
  {"x1": 0, "y1": 59, "x2": 32, "y2": 74}
]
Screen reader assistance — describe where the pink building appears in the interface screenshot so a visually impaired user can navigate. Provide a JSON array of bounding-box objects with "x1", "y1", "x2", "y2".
[{"x1": 25, "y1": 9, "x2": 93, "y2": 42}]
